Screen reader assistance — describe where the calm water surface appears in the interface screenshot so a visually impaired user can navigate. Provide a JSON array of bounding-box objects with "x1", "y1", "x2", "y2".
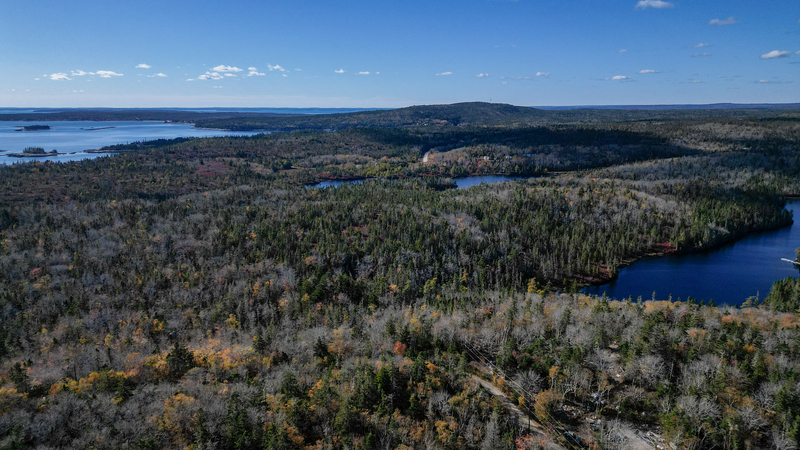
[
  {"x1": 306, "y1": 175, "x2": 528, "y2": 190},
  {"x1": 453, "y1": 175, "x2": 528, "y2": 188},
  {"x1": 583, "y1": 202, "x2": 800, "y2": 305},
  {"x1": 0, "y1": 121, "x2": 260, "y2": 165}
]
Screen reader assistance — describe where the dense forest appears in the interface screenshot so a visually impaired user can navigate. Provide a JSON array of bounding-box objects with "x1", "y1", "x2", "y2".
[{"x1": 1, "y1": 104, "x2": 799, "y2": 449}]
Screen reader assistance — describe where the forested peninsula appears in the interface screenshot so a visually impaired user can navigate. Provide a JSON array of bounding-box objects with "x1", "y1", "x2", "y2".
[{"x1": 1, "y1": 103, "x2": 799, "y2": 449}]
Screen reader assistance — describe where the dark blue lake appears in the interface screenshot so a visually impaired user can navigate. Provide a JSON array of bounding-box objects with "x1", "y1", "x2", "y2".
[
  {"x1": 583, "y1": 202, "x2": 800, "y2": 305},
  {"x1": 0, "y1": 121, "x2": 260, "y2": 165},
  {"x1": 453, "y1": 175, "x2": 529, "y2": 189}
]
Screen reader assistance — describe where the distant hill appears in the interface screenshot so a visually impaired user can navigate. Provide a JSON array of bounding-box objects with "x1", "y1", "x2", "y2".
[
  {"x1": 192, "y1": 102, "x2": 552, "y2": 131},
  {"x1": 537, "y1": 103, "x2": 800, "y2": 111},
  {"x1": 2, "y1": 102, "x2": 798, "y2": 132},
  {"x1": 193, "y1": 102, "x2": 800, "y2": 131}
]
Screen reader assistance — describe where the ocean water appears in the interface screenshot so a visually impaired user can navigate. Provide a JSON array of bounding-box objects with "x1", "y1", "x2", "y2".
[
  {"x1": 0, "y1": 121, "x2": 260, "y2": 165},
  {"x1": 0, "y1": 107, "x2": 387, "y2": 115}
]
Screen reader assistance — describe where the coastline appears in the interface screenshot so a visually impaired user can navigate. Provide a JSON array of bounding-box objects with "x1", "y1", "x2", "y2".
[{"x1": 5, "y1": 152, "x2": 61, "y2": 158}]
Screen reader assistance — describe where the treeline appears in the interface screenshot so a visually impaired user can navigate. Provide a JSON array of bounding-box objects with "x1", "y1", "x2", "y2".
[{"x1": 765, "y1": 276, "x2": 800, "y2": 312}]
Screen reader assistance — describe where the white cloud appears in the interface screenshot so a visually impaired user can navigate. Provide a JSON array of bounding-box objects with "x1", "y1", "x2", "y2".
[
  {"x1": 136, "y1": 63, "x2": 151, "y2": 69},
  {"x1": 224, "y1": 73, "x2": 236, "y2": 77},
  {"x1": 71, "y1": 70, "x2": 94, "y2": 76},
  {"x1": 436, "y1": 71, "x2": 453, "y2": 76},
  {"x1": 213, "y1": 86, "x2": 223, "y2": 89},
  {"x1": 687, "y1": 43, "x2": 711, "y2": 48},
  {"x1": 335, "y1": 69, "x2": 345, "y2": 74},
  {"x1": 49, "y1": 73, "x2": 71, "y2": 81},
  {"x1": 71, "y1": 89, "x2": 84, "y2": 93},
  {"x1": 535, "y1": 72, "x2": 550, "y2": 77},
  {"x1": 500, "y1": 76, "x2": 530, "y2": 80},
  {"x1": 212, "y1": 65, "x2": 243, "y2": 73},
  {"x1": 294, "y1": 68, "x2": 302, "y2": 71},
  {"x1": 617, "y1": 49, "x2": 628, "y2": 53},
  {"x1": 186, "y1": 79, "x2": 194, "y2": 81},
  {"x1": 638, "y1": 69, "x2": 660, "y2": 74},
  {"x1": 760, "y1": 50, "x2": 792, "y2": 59},
  {"x1": 96, "y1": 70, "x2": 123, "y2": 78},
  {"x1": 197, "y1": 72, "x2": 224, "y2": 80},
  {"x1": 357, "y1": 71, "x2": 370, "y2": 75},
  {"x1": 282, "y1": 74, "x2": 288, "y2": 77},
  {"x1": 475, "y1": 73, "x2": 490, "y2": 77},
  {"x1": 635, "y1": 0, "x2": 674, "y2": 9},
  {"x1": 148, "y1": 73, "x2": 167, "y2": 78},
  {"x1": 247, "y1": 67, "x2": 266, "y2": 76},
  {"x1": 268, "y1": 64, "x2": 286, "y2": 72},
  {"x1": 692, "y1": 52, "x2": 712, "y2": 57},
  {"x1": 708, "y1": 17, "x2": 738, "y2": 26},
  {"x1": 607, "y1": 75, "x2": 631, "y2": 80}
]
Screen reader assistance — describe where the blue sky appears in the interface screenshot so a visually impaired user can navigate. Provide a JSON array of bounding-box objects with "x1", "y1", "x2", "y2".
[{"x1": 2, "y1": 0, "x2": 798, "y2": 107}]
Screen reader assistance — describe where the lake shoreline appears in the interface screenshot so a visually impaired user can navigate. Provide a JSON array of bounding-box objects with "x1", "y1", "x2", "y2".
[
  {"x1": 583, "y1": 200, "x2": 799, "y2": 303},
  {"x1": 581, "y1": 211, "x2": 796, "y2": 291},
  {"x1": 304, "y1": 172, "x2": 545, "y2": 188}
]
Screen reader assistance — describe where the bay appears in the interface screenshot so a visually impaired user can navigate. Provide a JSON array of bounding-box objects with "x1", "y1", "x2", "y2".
[{"x1": 0, "y1": 121, "x2": 260, "y2": 165}]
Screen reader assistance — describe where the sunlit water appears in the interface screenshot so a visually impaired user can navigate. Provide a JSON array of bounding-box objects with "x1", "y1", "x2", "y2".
[{"x1": 0, "y1": 121, "x2": 260, "y2": 165}]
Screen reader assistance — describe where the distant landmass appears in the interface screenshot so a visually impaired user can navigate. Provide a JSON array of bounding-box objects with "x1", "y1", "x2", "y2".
[
  {"x1": 536, "y1": 103, "x2": 800, "y2": 110},
  {"x1": 14, "y1": 124, "x2": 51, "y2": 131},
  {"x1": 1, "y1": 102, "x2": 799, "y2": 132},
  {"x1": 190, "y1": 102, "x2": 800, "y2": 131}
]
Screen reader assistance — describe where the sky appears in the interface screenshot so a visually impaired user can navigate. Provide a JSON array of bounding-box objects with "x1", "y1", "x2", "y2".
[{"x1": 1, "y1": 0, "x2": 798, "y2": 108}]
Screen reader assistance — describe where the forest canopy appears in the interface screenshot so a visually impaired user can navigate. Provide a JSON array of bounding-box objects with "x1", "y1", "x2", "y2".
[{"x1": 0, "y1": 104, "x2": 799, "y2": 449}]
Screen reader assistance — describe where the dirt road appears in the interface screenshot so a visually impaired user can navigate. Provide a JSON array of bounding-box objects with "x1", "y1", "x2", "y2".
[{"x1": 471, "y1": 375, "x2": 557, "y2": 441}]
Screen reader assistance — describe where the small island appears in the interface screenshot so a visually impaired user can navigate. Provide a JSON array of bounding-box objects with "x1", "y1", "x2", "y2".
[
  {"x1": 14, "y1": 125, "x2": 51, "y2": 131},
  {"x1": 81, "y1": 126, "x2": 116, "y2": 131},
  {"x1": 6, "y1": 146, "x2": 59, "y2": 157}
]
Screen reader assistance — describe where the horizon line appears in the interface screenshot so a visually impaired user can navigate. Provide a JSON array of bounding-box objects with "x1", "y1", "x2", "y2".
[{"x1": 2, "y1": 102, "x2": 800, "y2": 111}]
